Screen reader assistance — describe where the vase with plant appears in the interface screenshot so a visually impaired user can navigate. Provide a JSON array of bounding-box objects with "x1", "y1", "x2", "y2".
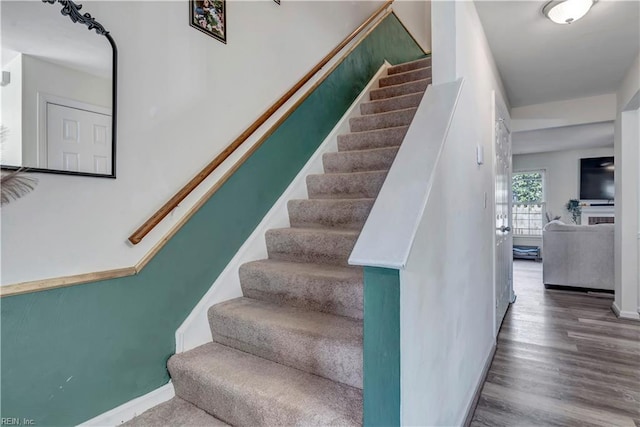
[{"x1": 565, "y1": 199, "x2": 582, "y2": 224}]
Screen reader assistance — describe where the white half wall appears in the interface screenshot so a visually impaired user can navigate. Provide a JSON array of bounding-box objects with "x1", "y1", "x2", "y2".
[
  {"x1": 0, "y1": 1, "x2": 432, "y2": 285},
  {"x1": 397, "y1": 1, "x2": 508, "y2": 425}
]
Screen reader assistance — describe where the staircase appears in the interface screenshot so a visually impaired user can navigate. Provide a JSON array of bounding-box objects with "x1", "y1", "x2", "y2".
[{"x1": 125, "y1": 57, "x2": 432, "y2": 427}]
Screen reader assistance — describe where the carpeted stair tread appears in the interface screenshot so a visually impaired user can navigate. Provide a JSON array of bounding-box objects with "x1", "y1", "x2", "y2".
[
  {"x1": 239, "y1": 259, "x2": 364, "y2": 319},
  {"x1": 337, "y1": 125, "x2": 408, "y2": 151},
  {"x1": 323, "y1": 146, "x2": 399, "y2": 173},
  {"x1": 379, "y1": 66, "x2": 431, "y2": 88},
  {"x1": 360, "y1": 91, "x2": 424, "y2": 115},
  {"x1": 134, "y1": 57, "x2": 430, "y2": 426},
  {"x1": 388, "y1": 57, "x2": 431, "y2": 75},
  {"x1": 288, "y1": 198, "x2": 375, "y2": 230},
  {"x1": 307, "y1": 170, "x2": 388, "y2": 199},
  {"x1": 370, "y1": 78, "x2": 430, "y2": 100},
  {"x1": 168, "y1": 342, "x2": 363, "y2": 426},
  {"x1": 123, "y1": 397, "x2": 229, "y2": 427},
  {"x1": 349, "y1": 107, "x2": 417, "y2": 132},
  {"x1": 208, "y1": 297, "x2": 363, "y2": 388},
  {"x1": 265, "y1": 227, "x2": 360, "y2": 266}
]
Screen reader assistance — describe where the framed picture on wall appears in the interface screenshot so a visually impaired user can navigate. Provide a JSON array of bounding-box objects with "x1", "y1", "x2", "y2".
[{"x1": 189, "y1": 0, "x2": 226, "y2": 44}]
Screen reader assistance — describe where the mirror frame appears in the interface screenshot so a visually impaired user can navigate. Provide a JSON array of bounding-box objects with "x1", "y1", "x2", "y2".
[{"x1": 1, "y1": 0, "x2": 118, "y2": 178}]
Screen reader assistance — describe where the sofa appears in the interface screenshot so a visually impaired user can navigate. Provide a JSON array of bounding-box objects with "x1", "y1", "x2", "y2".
[{"x1": 542, "y1": 220, "x2": 614, "y2": 291}]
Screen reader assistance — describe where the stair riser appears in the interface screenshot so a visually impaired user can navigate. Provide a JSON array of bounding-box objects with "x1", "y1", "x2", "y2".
[
  {"x1": 168, "y1": 344, "x2": 362, "y2": 426},
  {"x1": 337, "y1": 127, "x2": 407, "y2": 151},
  {"x1": 208, "y1": 305, "x2": 363, "y2": 388},
  {"x1": 122, "y1": 398, "x2": 228, "y2": 426},
  {"x1": 360, "y1": 92, "x2": 423, "y2": 115},
  {"x1": 379, "y1": 67, "x2": 431, "y2": 88},
  {"x1": 388, "y1": 57, "x2": 431, "y2": 75},
  {"x1": 349, "y1": 108, "x2": 416, "y2": 132},
  {"x1": 370, "y1": 79, "x2": 430, "y2": 100},
  {"x1": 288, "y1": 199, "x2": 374, "y2": 230},
  {"x1": 307, "y1": 172, "x2": 387, "y2": 200},
  {"x1": 266, "y1": 230, "x2": 359, "y2": 266},
  {"x1": 240, "y1": 264, "x2": 364, "y2": 319},
  {"x1": 323, "y1": 147, "x2": 398, "y2": 174}
]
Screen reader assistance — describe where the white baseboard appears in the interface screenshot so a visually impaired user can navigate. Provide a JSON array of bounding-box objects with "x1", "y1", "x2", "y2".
[
  {"x1": 611, "y1": 301, "x2": 640, "y2": 320},
  {"x1": 461, "y1": 342, "x2": 496, "y2": 427},
  {"x1": 79, "y1": 382, "x2": 175, "y2": 426},
  {"x1": 175, "y1": 62, "x2": 391, "y2": 353}
]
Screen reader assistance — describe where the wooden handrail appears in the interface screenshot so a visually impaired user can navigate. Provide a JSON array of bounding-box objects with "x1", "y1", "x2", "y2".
[{"x1": 128, "y1": 0, "x2": 394, "y2": 245}]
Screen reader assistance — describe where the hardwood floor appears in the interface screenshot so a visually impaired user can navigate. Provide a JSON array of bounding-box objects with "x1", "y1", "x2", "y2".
[{"x1": 471, "y1": 260, "x2": 640, "y2": 427}]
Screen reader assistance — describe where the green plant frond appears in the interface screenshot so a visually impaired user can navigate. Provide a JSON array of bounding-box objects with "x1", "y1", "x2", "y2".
[{"x1": 1, "y1": 169, "x2": 38, "y2": 206}]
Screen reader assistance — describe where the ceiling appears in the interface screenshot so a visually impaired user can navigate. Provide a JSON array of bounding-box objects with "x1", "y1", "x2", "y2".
[
  {"x1": 512, "y1": 120, "x2": 614, "y2": 154},
  {"x1": 475, "y1": 0, "x2": 640, "y2": 108},
  {"x1": 1, "y1": 1, "x2": 112, "y2": 79}
]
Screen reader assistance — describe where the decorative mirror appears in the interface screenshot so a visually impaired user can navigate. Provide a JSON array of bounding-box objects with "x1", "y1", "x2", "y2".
[{"x1": 1, "y1": 0, "x2": 117, "y2": 177}]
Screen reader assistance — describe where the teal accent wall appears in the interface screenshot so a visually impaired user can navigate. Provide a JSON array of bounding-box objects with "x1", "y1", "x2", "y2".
[
  {"x1": 363, "y1": 266, "x2": 401, "y2": 427},
  {"x1": 0, "y1": 14, "x2": 423, "y2": 426}
]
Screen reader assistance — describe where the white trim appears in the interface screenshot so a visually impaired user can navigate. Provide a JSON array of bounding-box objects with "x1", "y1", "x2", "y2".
[
  {"x1": 79, "y1": 382, "x2": 174, "y2": 426},
  {"x1": 491, "y1": 90, "x2": 514, "y2": 336},
  {"x1": 611, "y1": 301, "x2": 640, "y2": 320},
  {"x1": 175, "y1": 62, "x2": 390, "y2": 353},
  {"x1": 36, "y1": 91, "x2": 112, "y2": 168},
  {"x1": 460, "y1": 342, "x2": 496, "y2": 427}
]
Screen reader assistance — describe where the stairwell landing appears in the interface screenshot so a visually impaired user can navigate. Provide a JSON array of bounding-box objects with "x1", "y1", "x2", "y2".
[{"x1": 125, "y1": 57, "x2": 432, "y2": 426}]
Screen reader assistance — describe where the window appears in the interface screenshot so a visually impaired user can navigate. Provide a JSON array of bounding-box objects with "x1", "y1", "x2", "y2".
[{"x1": 512, "y1": 171, "x2": 545, "y2": 236}]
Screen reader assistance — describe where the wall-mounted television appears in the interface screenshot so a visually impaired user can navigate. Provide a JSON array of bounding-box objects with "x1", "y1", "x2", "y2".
[{"x1": 580, "y1": 156, "x2": 614, "y2": 201}]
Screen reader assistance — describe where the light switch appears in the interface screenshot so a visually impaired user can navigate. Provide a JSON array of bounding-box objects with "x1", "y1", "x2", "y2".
[
  {"x1": 1, "y1": 71, "x2": 10, "y2": 87},
  {"x1": 476, "y1": 145, "x2": 484, "y2": 165}
]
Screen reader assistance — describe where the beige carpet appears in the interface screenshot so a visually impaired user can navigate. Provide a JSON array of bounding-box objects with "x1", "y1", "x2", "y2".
[{"x1": 125, "y1": 57, "x2": 432, "y2": 426}]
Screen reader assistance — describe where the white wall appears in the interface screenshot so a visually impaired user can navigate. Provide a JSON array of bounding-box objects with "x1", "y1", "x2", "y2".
[
  {"x1": 616, "y1": 54, "x2": 640, "y2": 113},
  {"x1": 399, "y1": 2, "x2": 507, "y2": 425},
  {"x1": 21, "y1": 55, "x2": 112, "y2": 167},
  {"x1": 430, "y1": 0, "x2": 456, "y2": 84},
  {"x1": 0, "y1": 1, "x2": 431, "y2": 285},
  {"x1": 615, "y1": 108, "x2": 639, "y2": 318},
  {"x1": 614, "y1": 53, "x2": 640, "y2": 319},
  {"x1": 0, "y1": 54, "x2": 22, "y2": 166},
  {"x1": 394, "y1": 0, "x2": 431, "y2": 52},
  {"x1": 513, "y1": 146, "x2": 615, "y2": 235},
  {"x1": 637, "y1": 108, "x2": 640, "y2": 313}
]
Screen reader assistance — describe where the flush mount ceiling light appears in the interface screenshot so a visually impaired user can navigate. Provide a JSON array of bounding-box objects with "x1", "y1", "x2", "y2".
[{"x1": 543, "y1": 0, "x2": 596, "y2": 24}]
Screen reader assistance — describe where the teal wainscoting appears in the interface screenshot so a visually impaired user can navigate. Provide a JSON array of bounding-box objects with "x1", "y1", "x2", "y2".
[
  {"x1": 363, "y1": 266, "x2": 401, "y2": 427},
  {"x1": 0, "y1": 14, "x2": 424, "y2": 426}
]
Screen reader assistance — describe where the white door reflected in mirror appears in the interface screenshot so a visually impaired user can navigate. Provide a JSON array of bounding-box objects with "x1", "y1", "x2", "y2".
[{"x1": 47, "y1": 103, "x2": 112, "y2": 174}]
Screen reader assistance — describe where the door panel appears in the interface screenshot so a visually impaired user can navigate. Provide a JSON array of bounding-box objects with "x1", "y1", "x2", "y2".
[
  {"x1": 495, "y1": 110, "x2": 513, "y2": 332},
  {"x1": 47, "y1": 103, "x2": 112, "y2": 174}
]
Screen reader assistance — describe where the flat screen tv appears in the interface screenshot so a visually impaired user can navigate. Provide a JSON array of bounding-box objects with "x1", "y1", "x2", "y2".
[{"x1": 580, "y1": 156, "x2": 614, "y2": 201}]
